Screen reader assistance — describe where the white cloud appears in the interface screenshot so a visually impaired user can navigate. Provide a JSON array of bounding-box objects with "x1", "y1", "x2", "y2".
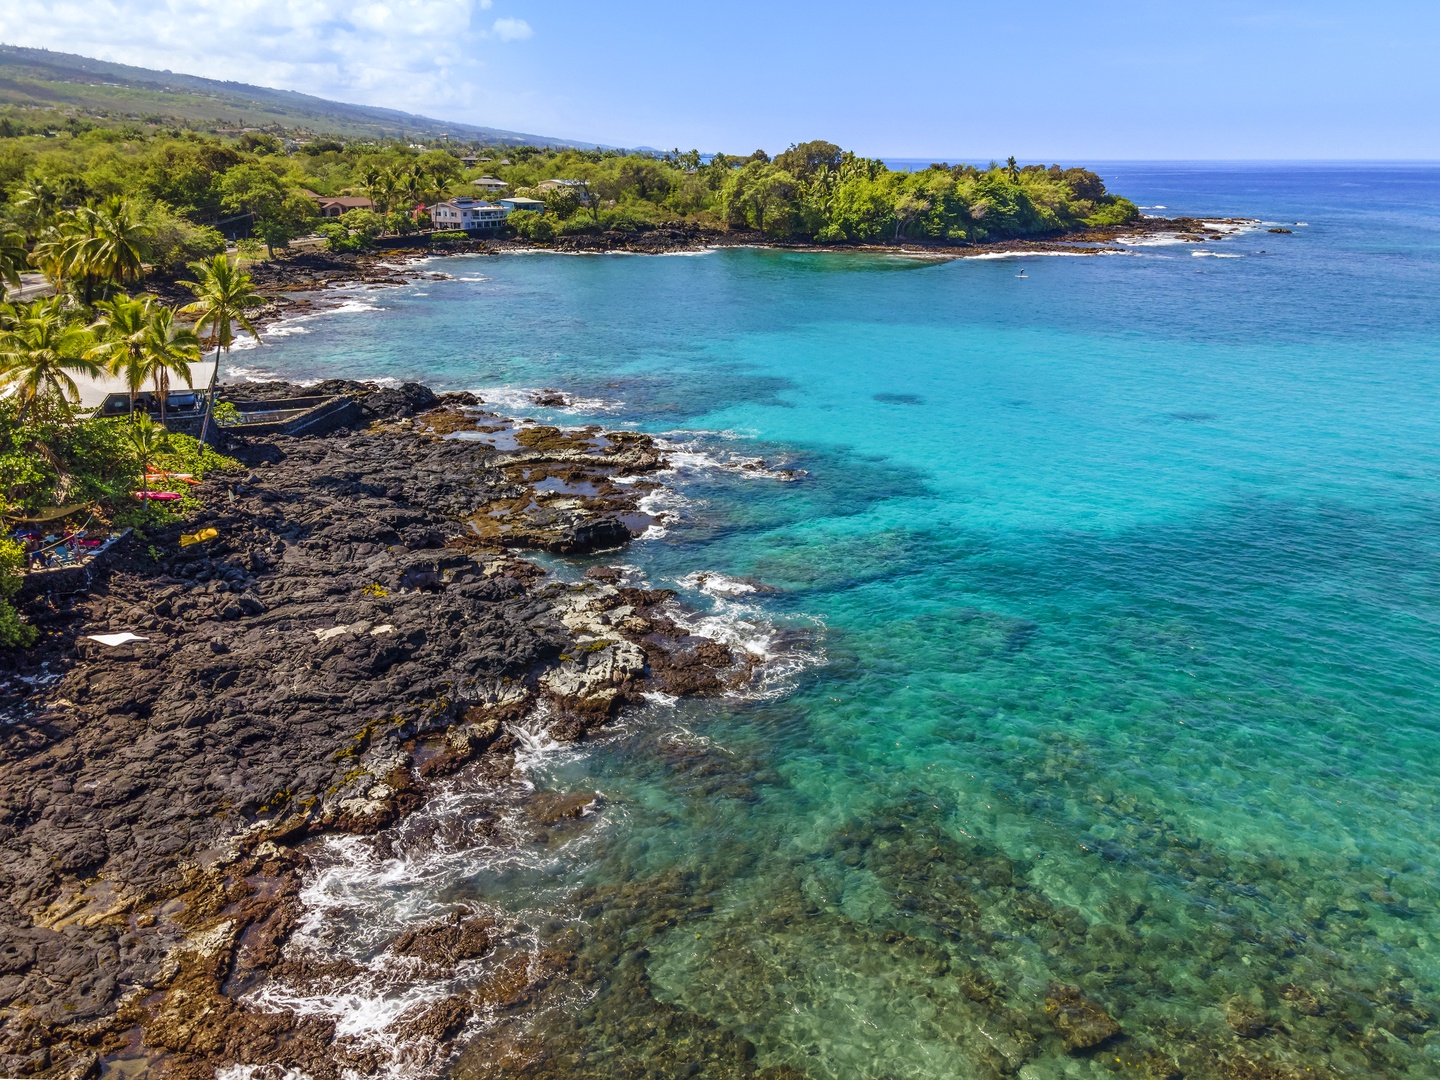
[
  {"x1": 491, "y1": 16, "x2": 532, "y2": 41},
  {"x1": 0, "y1": 0, "x2": 533, "y2": 121}
]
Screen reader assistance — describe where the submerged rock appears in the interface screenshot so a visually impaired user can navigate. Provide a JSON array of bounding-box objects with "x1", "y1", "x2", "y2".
[
  {"x1": 391, "y1": 912, "x2": 496, "y2": 971},
  {"x1": 1045, "y1": 982, "x2": 1121, "y2": 1051},
  {"x1": 1226, "y1": 997, "x2": 1272, "y2": 1038}
]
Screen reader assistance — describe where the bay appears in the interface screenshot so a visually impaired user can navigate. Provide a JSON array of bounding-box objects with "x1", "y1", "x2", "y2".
[{"x1": 248, "y1": 163, "x2": 1440, "y2": 1079}]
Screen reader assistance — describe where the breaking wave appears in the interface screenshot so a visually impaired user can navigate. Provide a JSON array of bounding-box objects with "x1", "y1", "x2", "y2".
[{"x1": 468, "y1": 384, "x2": 624, "y2": 416}]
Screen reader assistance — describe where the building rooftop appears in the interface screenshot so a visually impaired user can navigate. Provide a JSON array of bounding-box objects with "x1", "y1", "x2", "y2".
[{"x1": 435, "y1": 197, "x2": 504, "y2": 209}]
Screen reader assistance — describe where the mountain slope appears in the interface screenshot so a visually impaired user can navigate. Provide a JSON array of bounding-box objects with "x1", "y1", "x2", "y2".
[{"x1": 0, "y1": 44, "x2": 588, "y2": 146}]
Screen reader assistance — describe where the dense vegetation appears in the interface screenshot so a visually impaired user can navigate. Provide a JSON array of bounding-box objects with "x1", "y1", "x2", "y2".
[
  {"x1": 0, "y1": 124, "x2": 1136, "y2": 258},
  {"x1": 0, "y1": 119, "x2": 1135, "y2": 644},
  {"x1": 499, "y1": 142, "x2": 1136, "y2": 242},
  {"x1": 0, "y1": 390, "x2": 233, "y2": 644},
  {"x1": 0, "y1": 226, "x2": 253, "y2": 644}
]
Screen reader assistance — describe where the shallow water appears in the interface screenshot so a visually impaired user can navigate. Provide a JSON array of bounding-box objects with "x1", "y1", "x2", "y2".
[{"x1": 252, "y1": 164, "x2": 1440, "y2": 1078}]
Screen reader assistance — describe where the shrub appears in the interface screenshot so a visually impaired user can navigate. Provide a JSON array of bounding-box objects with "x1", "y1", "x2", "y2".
[
  {"x1": 1083, "y1": 197, "x2": 1140, "y2": 227},
  {"x1": 505, "y1": 210, "x2": 554, "y2": 243},
  {"x1": 0, "y1": 538, "x2": 35, "y2": 648},
  {"x1": 316, "y1": 221, "x2": 355, "y2": 252},
  {"x1": 141, "y1": 201, "x2": 226, "y2": 272},
  {"x1": 599, "y1": 207, "x2": 647, "y2": 233},
  {"x1": 317, "y1": 208, "x2": 385, "y2": 252}
]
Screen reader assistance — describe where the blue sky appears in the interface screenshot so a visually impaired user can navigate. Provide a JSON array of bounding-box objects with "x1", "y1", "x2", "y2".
[{"x1": 2, "y1": 0, "x2": 1437, "y2": 158}]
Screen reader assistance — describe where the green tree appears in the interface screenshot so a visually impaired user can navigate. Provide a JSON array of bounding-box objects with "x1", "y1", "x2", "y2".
[
  {"x1": 416, "y1": 150, "x2": 462, "y2": 192},
  {"x1": 126, "y1": 412, "x2": 170, "y2": 491},
  {"x1": 88, "y1": 292, "x2": 155, "y2": 416},
  {"x1": 88, "y1": 295, "x2": 200, "y2": 422},
  {"x1": 892, "y1": 192, "x2": 930, "y2": 240},
  {"x1": 400, "y1": 167, "x2": 425, "y2": 212},
  {"x1": 611, "y1": 159, "x2": 671, "y2": 202},
  {"x1": 140, "y1": 202, "x2": 226, "y2": 273},
  {"x1": 181, "y1": 255, "x2": 264, "y2": 444},
  {"x1": 0, "y1": 230, "x2": 26, "y2": 288},
  {"x1": 219, "y1": 164, "x2": 314, "y2": 257},
  {"x1": 335, "y1": 207, "x2": 384, "y2": 248},
  {"x1": 0, "y1": 537, "x2": 36, "y2": 648},
  {"x1": 141, "y1": 305, "x2": 200, "y2": 424},
  {"x1": 50, "y1": 208, "x2": 100, "y2": 304},
  {"x1": 541, "y1": 184, "x2": 581, "y2": 220},
  {"x1": 506, "y1": 209, "x2": 554, "y2": 243},
  {"x1": 135, "y1": 141, "x2": 241, "y2": 219},
  {"x1": 360, "y1": 165, "x2": 384, "y2": 207},
  {"x1": 364, "y1": 168, "x2": 399, "y2": 214},
  {"x1": 11, "y1": 181, "x2": 63, "y2": 230},
  {"x1": 773, "y1": 140, "x2": 843, "y2": 180},
  {"x1": 69, "y1": 197, "x2": 152, "y2": 300},
  {"x1": 0, "y1": 298, "x2": 99, "y2": 419},
  {"x1": 574, "y1": 178, "x2": 601, "y2": 223}
]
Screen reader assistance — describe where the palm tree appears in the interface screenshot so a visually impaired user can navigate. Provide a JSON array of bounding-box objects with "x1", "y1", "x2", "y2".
[
  {"x1": 181, "y1": 255, "x2": 264, "y2": 444},
  {"x1": 11, "y1": 181, "x2": 63, "y2": 231},
  {"x1": 427, "y1": 166, "x2": 454, "y2": 210},
  {"x1": 142, "y1": 305, "x2": 200, "y2": 424},
  {"x1": 374, "y1": 169, "x2": 398, "y2": 214},
  {"x1": 29, "y1": 215, "x2": 82, "y2": 296},
  {"x1": 401, "y1": 168, "x2": 425, "y2": 215},
  {"x1": 64, "y1": 197, "x2": 151, "y2": 303},
  {"x1": 361, "y1": 165, "x2": 382, "y2": 205},
  {"x1": 88, "y1": 292, "x2": 155, "y2": 416},
  {"x1": 56, "y1": 208, "x2": 100, "y2": 305},
  {"x1": 0, "y1": 231, "x2": 27, "y2": 289},
  {"x1": 0, "y1": 297, "x2": 99, "y2": 419}
]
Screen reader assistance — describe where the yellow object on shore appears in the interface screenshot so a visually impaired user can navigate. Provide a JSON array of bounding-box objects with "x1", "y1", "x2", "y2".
[{"x1": 180, "y1": 528, "x2": 219, "y2": 547}]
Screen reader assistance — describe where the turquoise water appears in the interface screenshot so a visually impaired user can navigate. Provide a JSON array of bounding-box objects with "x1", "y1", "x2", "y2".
[{"x1": 254, "y1": 165, "x2": 1440, "y2": 1078}]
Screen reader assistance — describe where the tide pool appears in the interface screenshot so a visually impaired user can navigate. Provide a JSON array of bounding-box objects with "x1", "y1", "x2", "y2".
[{"x1": 254, "y1": 164, "x2": 1440, "y2": 1079}]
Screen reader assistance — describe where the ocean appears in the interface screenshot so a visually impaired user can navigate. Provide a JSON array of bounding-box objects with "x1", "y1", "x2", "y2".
[{"x1": 236, "y1": 163, "x2": 1440, "y2": 1079}]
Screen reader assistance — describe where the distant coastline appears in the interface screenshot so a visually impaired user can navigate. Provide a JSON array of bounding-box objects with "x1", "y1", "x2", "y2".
[{"x1": 207, "y1": 213, "x2": 1257, "y2": 338}]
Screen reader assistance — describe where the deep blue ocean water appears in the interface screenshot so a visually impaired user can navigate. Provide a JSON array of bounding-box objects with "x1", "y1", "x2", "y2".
[{"x1": 245, "y1": 164, "x2": 1440, "y2": 1078}]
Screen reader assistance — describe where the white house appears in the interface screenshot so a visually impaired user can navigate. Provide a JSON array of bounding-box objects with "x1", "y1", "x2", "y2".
[
  {"x1": 470, "y1": 176, "x2": 508, "y2": 194},
  {"x1": 429, "y1": 197, "x2": 509, "y2": 231}
]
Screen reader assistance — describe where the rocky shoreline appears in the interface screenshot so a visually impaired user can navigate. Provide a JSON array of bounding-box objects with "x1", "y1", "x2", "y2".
[
  {"x1": 0, "y1": 383, "x2": 754, "y2": 1078},
  {"x1": 143, "y1": 214, "x2": 1256, "y2": 332}
]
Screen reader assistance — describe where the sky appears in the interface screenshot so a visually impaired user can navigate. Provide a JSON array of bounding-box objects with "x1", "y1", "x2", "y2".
[{"x1": 2, "y1": 0, "x2": 1438, "y2": 159}]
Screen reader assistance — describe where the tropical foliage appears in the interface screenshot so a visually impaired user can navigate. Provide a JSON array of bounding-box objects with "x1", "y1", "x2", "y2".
[
  {"x1": 0, "y1": 297, "x2": 99, "y2": 418},
  {"x1": 88, "y1": 293, "x2": 200, "y2": 419},
  {"x1": 0, "y1": 537, "x2": 31, "y2": 646},
  {"x1": 181, "y1": 254, "x2": 263, "y2": 443},
  {"x1": 1, "y1": 125, "x2": 1136, "y2": 264},
  {"x1": 0, "y1": 382, "x2": 235, "y2": 646},
  {"x1": 491, "y1": 142, "x2": 1138, "y2": 244}
]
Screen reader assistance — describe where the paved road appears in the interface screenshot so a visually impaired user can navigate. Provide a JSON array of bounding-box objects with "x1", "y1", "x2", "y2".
[{"x1": 5, "y1": 273, "x2": 55, "y2": 302}]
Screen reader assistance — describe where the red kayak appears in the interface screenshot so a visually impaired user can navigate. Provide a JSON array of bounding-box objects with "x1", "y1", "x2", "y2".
[{"x1": 134, "y1": 490, "x2": 183, "y2": 501}]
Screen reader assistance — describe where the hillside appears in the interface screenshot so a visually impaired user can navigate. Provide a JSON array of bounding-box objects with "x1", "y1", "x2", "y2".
[{"x1": 0, "y1": 43, "x2": 586, "y2": 145}]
